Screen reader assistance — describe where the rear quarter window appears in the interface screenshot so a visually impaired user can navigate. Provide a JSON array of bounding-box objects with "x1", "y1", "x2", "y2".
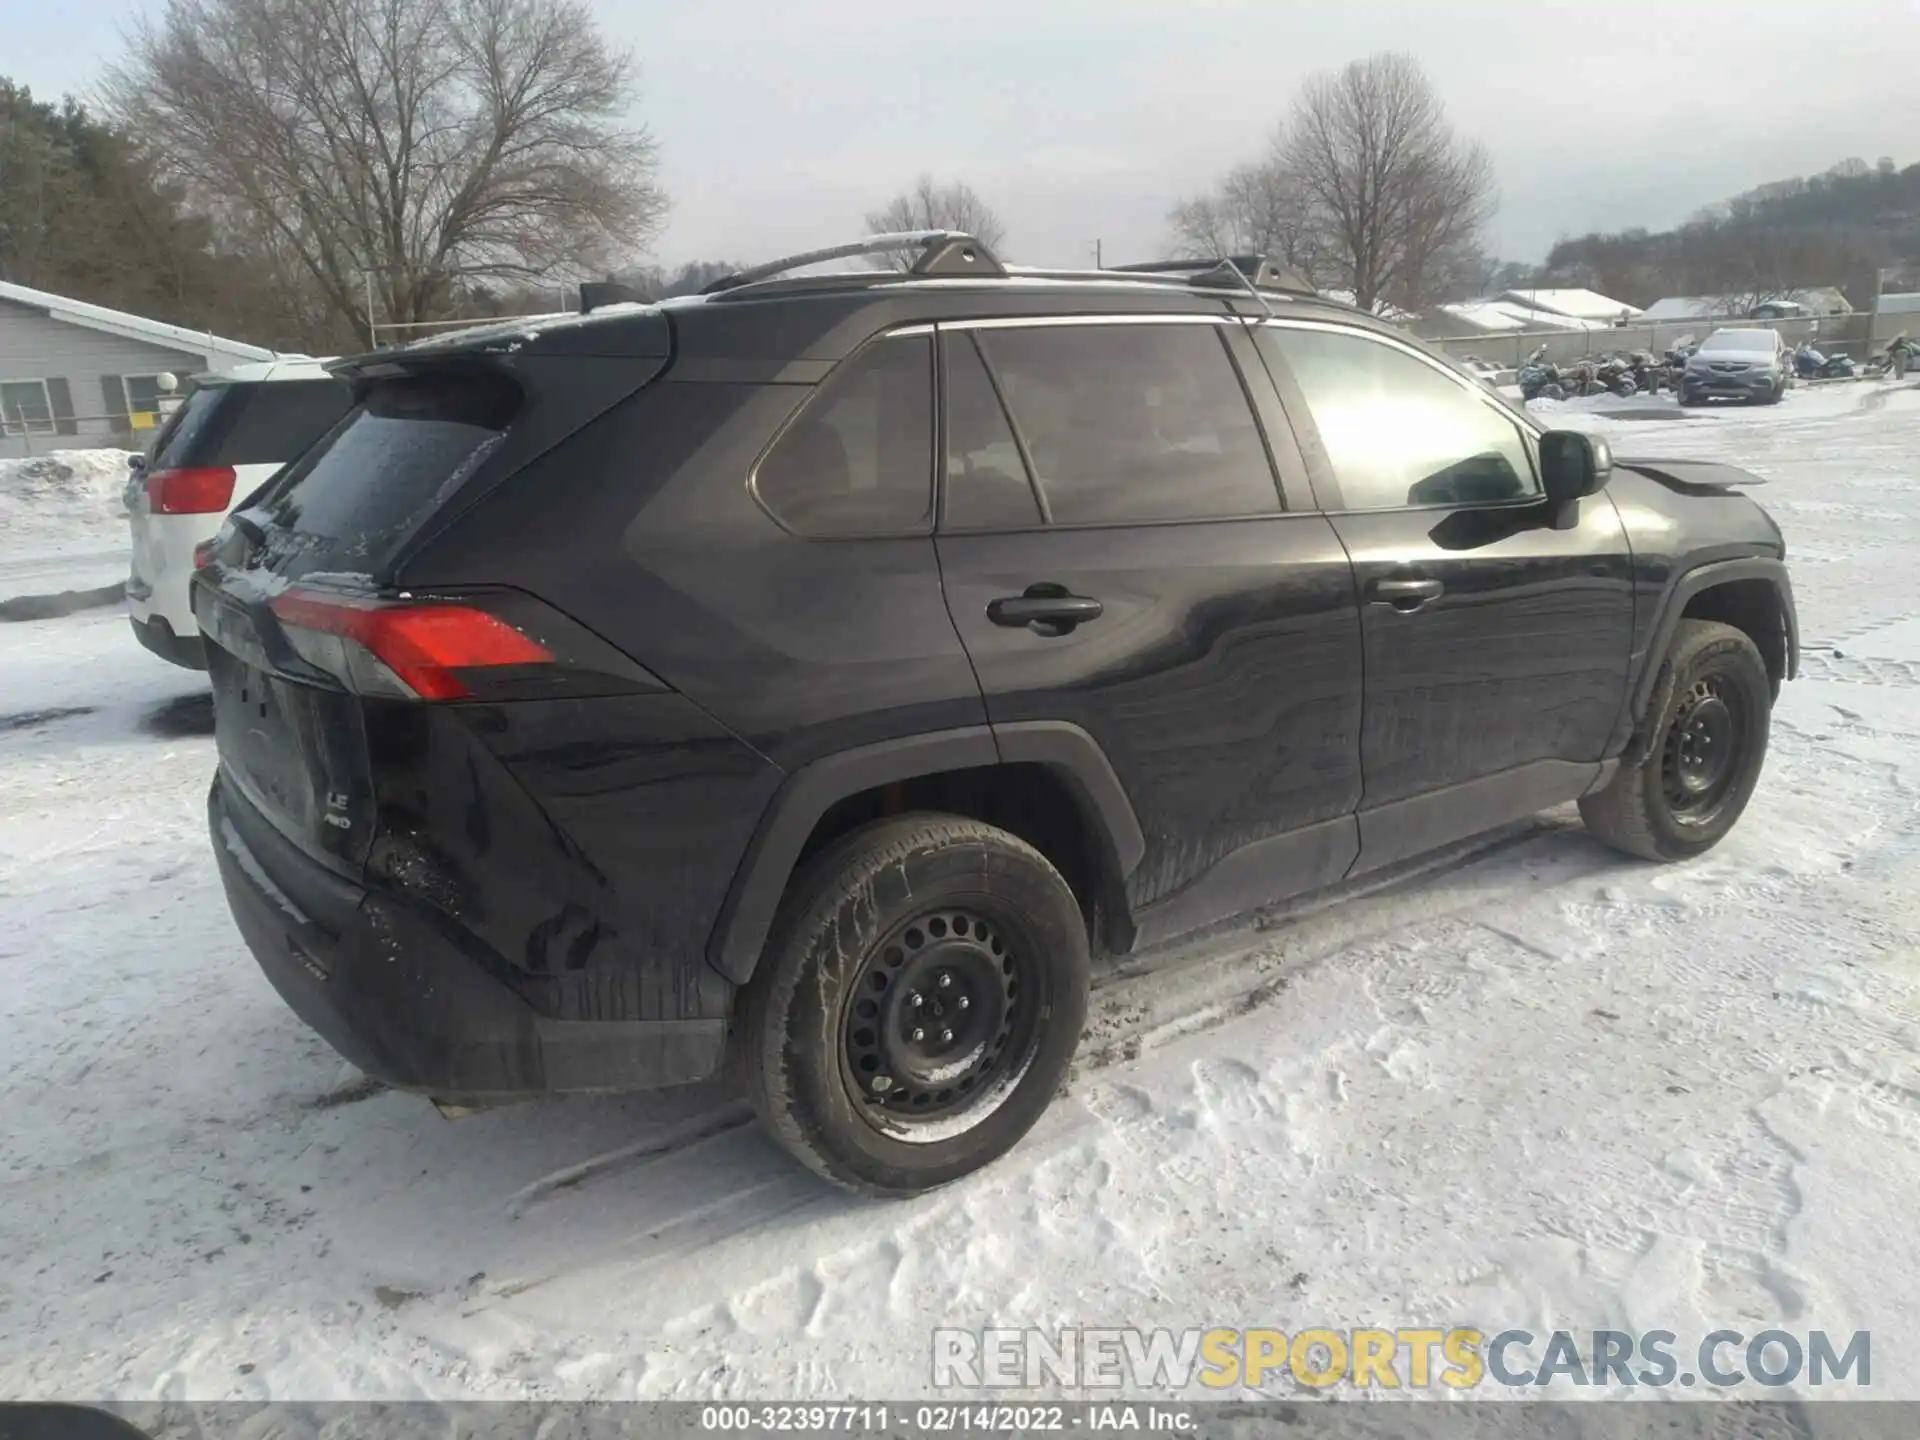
[{"x1": 753, "y1": 334, "x2": 934, "y2": 537}]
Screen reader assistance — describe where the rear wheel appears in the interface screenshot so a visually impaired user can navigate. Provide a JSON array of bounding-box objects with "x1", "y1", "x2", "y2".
[
  {"x1": 736, "y1": 813, "x2": 1090, "y2": 1196},
  {"x1": 1580, "y1": 620, "x2": 1771, "y2": 862}
]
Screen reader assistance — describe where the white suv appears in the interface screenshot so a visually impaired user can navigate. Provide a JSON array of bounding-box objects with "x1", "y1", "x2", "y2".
[{"x1": 127, "y1": 359, "x2": 351, "y2": 668}]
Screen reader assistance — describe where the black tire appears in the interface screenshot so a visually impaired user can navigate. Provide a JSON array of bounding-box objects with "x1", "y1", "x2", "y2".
[
  {"x1": 1579, "y1": 620, "x2": 1771, "y2": 862},
  {"x1": 735, "y1": 812, "x2": 1090, "y2": 1197}
]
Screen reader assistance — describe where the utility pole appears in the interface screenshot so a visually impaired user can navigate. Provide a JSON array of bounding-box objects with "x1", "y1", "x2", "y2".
[
  {"x1": 365, "y1": 270, "x2": 377, "y2": 349},
  {"x1": 1094, "y1": 239, "x2": 1104, "y2": 269}
]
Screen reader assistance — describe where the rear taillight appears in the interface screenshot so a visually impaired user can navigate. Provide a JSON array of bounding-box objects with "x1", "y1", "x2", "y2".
[
  {"x1": 146, "y1": 465, "x2": 238, "y2": 515},
  {"x1": 270, "y1": 588, "x2": 552, "y2": 701},
  {"x1": 192, "y1": 538, "x2": 219, "y2": 570}
]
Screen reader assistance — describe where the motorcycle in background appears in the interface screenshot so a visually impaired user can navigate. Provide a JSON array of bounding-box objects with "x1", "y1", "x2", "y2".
[
  {"x1": 1517, "y1": 345, "x2": 1566, "y2": 402},
  {"x1": 1868, "y1": 333, "x2": 1914, "y2": 379},
  {"x1": 1595, "y1": 353, "x2": 1639, "y2": 397},
  {"x1": 1662, "y1": 336, "x2": 1699, "y2": 395},
  {"x1": 1793, "y1": 342, "x2": 1857, "y2": 381}
]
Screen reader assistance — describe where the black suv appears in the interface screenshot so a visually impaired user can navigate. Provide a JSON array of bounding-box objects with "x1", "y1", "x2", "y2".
[{"x1": 196, "y1": 234, "x2": 1798, "y2": 1196}]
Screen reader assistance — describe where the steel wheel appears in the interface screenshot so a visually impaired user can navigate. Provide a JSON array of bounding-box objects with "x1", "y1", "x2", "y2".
[
  {"x1": 1660, "y1": 675, "x2": 1749, "y2": 826},
  {"x1": 840, "y1": 905, "x2": 1045, "y2": 1143}
]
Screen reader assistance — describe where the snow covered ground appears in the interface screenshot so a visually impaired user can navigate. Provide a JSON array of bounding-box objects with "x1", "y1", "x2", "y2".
[
  {"x1": 0, "y1": 449, "x2": 136, "y2": 600},
  {"x1": 2, "y1": 385, "x2": 1918, "y2": 1408}
]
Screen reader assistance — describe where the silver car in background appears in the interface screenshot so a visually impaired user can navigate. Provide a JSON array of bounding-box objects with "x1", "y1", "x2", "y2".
[{"x1": 1680, "y1": 328, "x2": 1789, "y2": 407}]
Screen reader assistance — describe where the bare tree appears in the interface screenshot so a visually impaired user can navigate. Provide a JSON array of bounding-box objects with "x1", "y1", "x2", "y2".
[
  {"x1": 1167, "y1": 128, "x2": 1326, "y2": 279},
  {"x1": 863, "y1": 176, "x2": 1006, "y2": 267},
  {"x1": 108, "y1": 0, "x2": 667, "y2": 343},
  {"x1": 1281, "y1": 53, "x2": 1495, "y2": 314}
]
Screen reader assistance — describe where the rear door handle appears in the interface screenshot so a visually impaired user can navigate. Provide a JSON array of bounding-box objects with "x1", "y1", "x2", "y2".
[
  {"x1": 987, "y1": 589, "x2": 1104, "y2": 635},
  {"x1": 1367, "y1": 577, "x2": 1445, "y2": 611}
]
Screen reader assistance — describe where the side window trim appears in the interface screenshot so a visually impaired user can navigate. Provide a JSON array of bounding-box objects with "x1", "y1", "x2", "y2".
[
  {"x1": 747, "y1": 329, "x2": 936, "y2": 540},
  {"x1": 1256, "y1": 319, "x2": 1542, "y2": 516},
  {"x1": 971, "y1": 335, "x2": 1052, "y2": 524},
  {"x1": 936, "y1": 328, "x2": 1052, "y2": 528},
  {"x1": 1218, "y1": 322, "x2": 1310, "y2": 513}
]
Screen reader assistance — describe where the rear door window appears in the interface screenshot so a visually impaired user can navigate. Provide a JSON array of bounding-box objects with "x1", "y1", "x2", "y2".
[
  {"x1": 753, "y1": 334, "x2": 934, "y2": 536},
  {"x1": 151, "y1": 378, "x2": 353, "y2": 469},
  {"x1": 971, "y1": 323, "x2": 1281, "y2": 525},
  {"x1": 255, "y1": 372, "x2": 518, "y2": 575}
]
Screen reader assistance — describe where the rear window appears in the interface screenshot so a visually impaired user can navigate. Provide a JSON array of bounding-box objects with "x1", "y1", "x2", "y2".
[
  {"x1": 150, "y1": 378, "x2": 353, "y2": 469},
  {"x1": 1702, "y1": 331, "x2": 1777, "y2": 355},
  {"x1": 255, "y1": 372, "x2": 519, "y2": 573}
]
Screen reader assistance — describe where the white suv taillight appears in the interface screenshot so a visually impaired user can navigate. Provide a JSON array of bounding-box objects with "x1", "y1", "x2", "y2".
[{"x1": 146, "y1": 465, "x2": 238, "y2": 515}]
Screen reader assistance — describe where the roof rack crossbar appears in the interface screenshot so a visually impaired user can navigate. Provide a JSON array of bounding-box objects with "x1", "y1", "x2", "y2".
[{"x1": 702, "y1": 231, "x2": 1007, "y2": 295}]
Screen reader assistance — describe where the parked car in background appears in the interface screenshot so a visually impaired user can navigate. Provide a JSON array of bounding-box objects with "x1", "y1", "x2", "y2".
[
  {"x1": 127, "y1": 359, "x2": 352, "y2": 668},
  {"x1": 194, "y1": 235, "x2": 1799, "y2": 1196},
  {"x1": 1680, "y1": 328, "x2": 1789, "y2": 407}
]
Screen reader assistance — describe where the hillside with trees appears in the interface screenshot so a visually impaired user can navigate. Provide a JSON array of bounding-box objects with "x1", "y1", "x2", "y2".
[{"x1": 1536, "y1": 157, "x2": 1919, "y2": 309}]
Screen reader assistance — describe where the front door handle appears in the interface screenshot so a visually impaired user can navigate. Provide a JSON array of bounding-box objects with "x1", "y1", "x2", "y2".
[
  {"x1": 987, "y1": 587, "x2": 1104, "y2": 636},
  {"x1": 1367, "y1": 577, "x2": 1445, "y2": 611}
]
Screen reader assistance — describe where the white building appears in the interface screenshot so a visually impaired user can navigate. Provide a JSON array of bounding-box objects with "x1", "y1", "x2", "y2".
[{"x1": 0, "y1": 280, "x2": 280, "y2": 457}]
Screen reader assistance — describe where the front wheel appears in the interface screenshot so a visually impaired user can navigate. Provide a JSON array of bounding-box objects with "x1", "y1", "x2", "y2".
[
  {"x1": 1579, "y1": 619, "x2": 1771, "y2": 862},
  {"x1": 736, "y1": 813, "x2": 1090, "y2": 1196}
]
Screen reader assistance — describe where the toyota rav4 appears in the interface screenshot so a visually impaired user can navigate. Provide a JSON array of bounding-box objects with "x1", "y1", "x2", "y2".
[{"x1": 195, "y1": 234, "x2": 1799, "y2": 1196}]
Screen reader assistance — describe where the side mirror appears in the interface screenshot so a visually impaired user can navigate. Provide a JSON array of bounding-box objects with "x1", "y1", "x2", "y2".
[{"x1": 1538, "y1": 430, "x2": 1612, "y2": 506}]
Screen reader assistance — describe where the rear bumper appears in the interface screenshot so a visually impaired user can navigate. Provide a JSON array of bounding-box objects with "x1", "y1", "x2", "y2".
[
  {"x1": 131, "y1": 613, "x2": 207, "y2": 670},
  {"x1": 209, "y1": 776, "x2": 728, "y2": 1099}
]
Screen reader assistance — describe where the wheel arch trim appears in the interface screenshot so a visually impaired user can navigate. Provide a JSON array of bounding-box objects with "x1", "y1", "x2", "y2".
[
  {"x1": 706, "y1": 722, "x2": 1144, "y2": 985},
  {"x1": 1630, "y1": 555, "x2": 1798, "y2": 728}
]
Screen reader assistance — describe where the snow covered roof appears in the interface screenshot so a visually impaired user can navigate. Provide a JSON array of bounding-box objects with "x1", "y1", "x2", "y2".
[
  {"x1": 1640, "y1": 296, "x2": 1732, "y2": 322},
  {"x1": 0, "y1": 279, "x2": 277, "y2": 370},
  {"x1": 1436, "y1": 302, "x2": 1530, "y2": 333},
  {"x1": 1641, "y1": 288, "x2": 1854, "y2": 322},
  {"x1": 1497, "y1": 288, "x2": 1641, "y2": 322},
  {"x1": 1317, "y1": 290, "x2": 1417, "y2": 323},
  {"x1": 1435, "y1": 299, "x2": 1612, "y2": 335}
]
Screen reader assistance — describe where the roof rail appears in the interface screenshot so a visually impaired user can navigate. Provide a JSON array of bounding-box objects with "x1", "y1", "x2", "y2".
[
  {"x1": 1112, "y1": 255, "x2": 1318, "y2": 297},
  {"x1": 702, "y1": 231, "x2": 1007, "y2": 295}
]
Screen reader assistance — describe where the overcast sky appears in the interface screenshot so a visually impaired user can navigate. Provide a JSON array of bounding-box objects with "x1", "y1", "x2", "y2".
[{"x1": 14, "y1": 0, "x2": 1920, "y2": 272}]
